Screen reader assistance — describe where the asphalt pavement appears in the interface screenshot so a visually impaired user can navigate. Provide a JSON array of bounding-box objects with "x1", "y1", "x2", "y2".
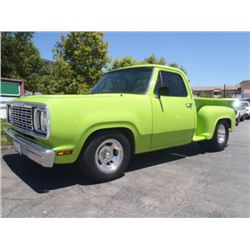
[{"x1": 1, "y1": 120, "x2": 250, "y2": 217}]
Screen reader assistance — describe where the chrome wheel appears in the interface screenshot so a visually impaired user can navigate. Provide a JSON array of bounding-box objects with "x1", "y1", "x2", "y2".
[
  {"x1": 95, "y1": 139, "x2": 124, "y2": 173},
  {"x1": 217, "y1": 124, "x2": 226, "y2": 144}
]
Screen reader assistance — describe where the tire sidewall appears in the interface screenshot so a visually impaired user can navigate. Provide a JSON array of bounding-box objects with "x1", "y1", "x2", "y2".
[
  {"x1": 214, "y1": 121, "x2": 229, "y2": 150},
  {"x1": 80, "y1": 131, "x2": 131, "y2": 181}
]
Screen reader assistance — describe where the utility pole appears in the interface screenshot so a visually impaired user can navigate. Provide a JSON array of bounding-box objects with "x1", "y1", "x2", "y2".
[{"x1": 223, "y1": 84, "x2": 226, "y2": 98}]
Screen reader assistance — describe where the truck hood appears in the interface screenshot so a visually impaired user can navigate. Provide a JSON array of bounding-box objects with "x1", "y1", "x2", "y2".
[
  {"x1": 12, "y1": 94, "x2": 150, "y2": 115},
  {"x1": 14, "y1": 93, "x2": 132, "y2": 105}
]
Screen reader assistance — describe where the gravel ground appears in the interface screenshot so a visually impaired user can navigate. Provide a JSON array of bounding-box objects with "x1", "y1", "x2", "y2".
[{"x1": 1, "y1": 120, "x2": 249, "y2": 217}]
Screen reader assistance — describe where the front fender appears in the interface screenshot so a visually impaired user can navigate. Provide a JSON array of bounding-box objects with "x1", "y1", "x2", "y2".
[{"x1": 76, "y1": 121, "x2": 142, "y2": 153}]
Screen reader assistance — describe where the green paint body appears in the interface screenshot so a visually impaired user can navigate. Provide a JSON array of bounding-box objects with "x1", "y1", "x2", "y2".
[{"x1": 7, "y1": 65, "x2": 236, "y2": 164}]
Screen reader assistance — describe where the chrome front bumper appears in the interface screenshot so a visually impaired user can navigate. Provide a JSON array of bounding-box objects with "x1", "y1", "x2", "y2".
[{"x1": 4, "y1": 127, "x2": 55, "y2": 168}]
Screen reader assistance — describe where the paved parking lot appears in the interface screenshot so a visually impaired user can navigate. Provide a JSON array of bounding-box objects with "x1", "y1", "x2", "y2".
[{"x1": 1, "y1": 120, "x2": 250, "y2": 217}]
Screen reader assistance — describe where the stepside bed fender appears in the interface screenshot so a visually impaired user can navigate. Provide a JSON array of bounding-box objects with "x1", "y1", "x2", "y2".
[{"x1": 195, "y1": 105, "x2": 236, "y2": 140}]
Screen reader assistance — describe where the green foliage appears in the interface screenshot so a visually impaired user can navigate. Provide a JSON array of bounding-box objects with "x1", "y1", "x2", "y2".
[
  {"x1": 1, "y1": 32, "x2": 42, "y2": 91},
  {"x1": 169, "y1": 62, "x2": 187, "y2": 75},
  {"x1": 109, "y1": 54, "x2": 167, "y2": 71},
  {"x1": 1, "y1": 119, "x2": 12, "y2": 147},
  {"x1": 142, "y1": 54, "x2": 166, "y2": 65},
  {"x1": 1, "y1": 32, "x2": 109, "y2": 95},
  {"x1": 109, "y1": 56, "x2": 138, "y2": 70},
  {"x1": 109, "y1": 54, "x2": 187, "y2": 75},
  {"x1": 1, "y1": 119, "x2": 8, "y2": 134},
  {"x1": 53, "y1": 32, "x2": 109, "y2": 93},
  {"x1": 199, "y1": 92, "x2": 213, "y2": 98}
]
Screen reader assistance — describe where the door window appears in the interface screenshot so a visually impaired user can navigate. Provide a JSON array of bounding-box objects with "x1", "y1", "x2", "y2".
[{"x1": 154, "y1": 71, "x2": 188, "y2": 97}]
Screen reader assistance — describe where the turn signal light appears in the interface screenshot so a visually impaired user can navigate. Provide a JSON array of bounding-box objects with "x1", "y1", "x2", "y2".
[{"x1": 56, "y1": 150, "x2": 73, "y2": 156}]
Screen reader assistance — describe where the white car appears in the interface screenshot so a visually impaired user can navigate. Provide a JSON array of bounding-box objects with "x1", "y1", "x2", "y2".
[
  {"x1": 234, "y1": 102, "x2": 246, "y2": 123},
  {"x1": 241, "y1": 101, "x2": 250, "y2": 119}
]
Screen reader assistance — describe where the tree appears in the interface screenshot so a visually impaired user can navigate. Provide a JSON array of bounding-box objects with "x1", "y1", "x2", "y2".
[
  {"x1": 1, "y1": 32, "x2": 42, "y2": 91},
  {"x1": 53, "y1": 32, "x2": 109, "y2": 93},
  {"x1": 109, "y1": 54, "x2": 167, "y2": 71},
  {"x1": 108, "y1": 55, "x2": 138, "y2": 70},
  {"x1": 33, "y1": 60, "x2": 60, "y2": 94},
  {"x1": 169, "y1": 62, "x2": 187, "y2": 75},
  {"x1": 142, "y1": 54, "x2": 166, "y2": 65}
]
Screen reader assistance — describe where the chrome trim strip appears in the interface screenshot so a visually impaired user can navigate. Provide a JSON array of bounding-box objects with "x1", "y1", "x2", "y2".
[
  {"x1": 7, "y1": 102, "x2": 51, "y2": 140},
  {"x1": 4, "y1": 127, "x2": 55, "y2": 168}
]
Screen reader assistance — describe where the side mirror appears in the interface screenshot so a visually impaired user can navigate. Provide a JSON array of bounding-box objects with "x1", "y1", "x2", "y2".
[{"x1": 158, "y1": 86, "x2": 169, "y2": 97}]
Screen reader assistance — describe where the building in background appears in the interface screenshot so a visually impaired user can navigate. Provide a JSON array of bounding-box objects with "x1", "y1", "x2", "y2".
[
  {"x1": 192, "y1": 81, "x2": 250, "y2": 99},
  {"x1": 239, "y1": 80, "x2": 250, "y2": 100},
  {"x1": 192, "y1": 85, "x2": 240, "y2": 98},
  {"x1": 0, "y1": 78, "x2": 24, "y2": 118}
]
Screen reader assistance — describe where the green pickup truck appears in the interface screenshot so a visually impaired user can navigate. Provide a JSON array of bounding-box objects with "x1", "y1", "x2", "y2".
[{"x1": 5, "y1": 65, "x2": 236, "y2": 182}]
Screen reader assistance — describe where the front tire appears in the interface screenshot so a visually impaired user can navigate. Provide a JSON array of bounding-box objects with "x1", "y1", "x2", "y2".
[
  {"x1": 78, "y1": 131, "x2": 131, "y2": 182},
  {"x1": 198, "y1": 120, "x2": 229, "y2": 152}
]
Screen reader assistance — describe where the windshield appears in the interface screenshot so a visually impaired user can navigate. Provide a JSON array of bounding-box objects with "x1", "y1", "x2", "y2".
[
  {"x1": 91, "y1": 67, "x2": 153, "y2": 94},
  {"x1": 237, "y1": 104, "x2": 247, "y2": 110},
  {"x1": 241, "y1": 102, "x2": 249, "y2": 108}
]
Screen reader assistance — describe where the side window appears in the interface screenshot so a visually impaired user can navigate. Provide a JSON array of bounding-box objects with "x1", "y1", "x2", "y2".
[{"x1": 154, "y1": 71, "x2": 188, "y2": 97}]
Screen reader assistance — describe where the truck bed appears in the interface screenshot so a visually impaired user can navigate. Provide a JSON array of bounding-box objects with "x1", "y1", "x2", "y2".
[{"x1": 194, "y1": 97, "x2": 235, "y2": 111}]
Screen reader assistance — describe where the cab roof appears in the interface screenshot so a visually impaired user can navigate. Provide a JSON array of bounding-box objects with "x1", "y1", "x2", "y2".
[{"x1": 108, "y1": 64, "x2": 185, "y2": 74}]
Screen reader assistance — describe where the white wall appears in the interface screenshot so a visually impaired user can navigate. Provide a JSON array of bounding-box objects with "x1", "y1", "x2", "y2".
[{"x1": 0, "y1": 97, "x2": 17, "y2": 119}]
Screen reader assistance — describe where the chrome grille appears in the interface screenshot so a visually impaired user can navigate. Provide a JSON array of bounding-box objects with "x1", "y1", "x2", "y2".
[{"x1": 8, "y1": 105, "x2": 34, "y2": 131}]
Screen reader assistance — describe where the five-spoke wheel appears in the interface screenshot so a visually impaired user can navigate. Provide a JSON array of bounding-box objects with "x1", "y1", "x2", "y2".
[{"x1": 78, "y1": 131, "x2": 131, "y2": 182}]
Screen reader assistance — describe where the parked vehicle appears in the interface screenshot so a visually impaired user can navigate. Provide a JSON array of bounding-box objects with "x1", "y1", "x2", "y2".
[
  {"x1": 235, "y1": 102, "x2": 247, "y2": 122},
  {"x1": 240, "y1": 101, "x2": 250, "y2": 119},
  {"x1": 5, "y1": 65, "x2": 236, "y2": 182}
]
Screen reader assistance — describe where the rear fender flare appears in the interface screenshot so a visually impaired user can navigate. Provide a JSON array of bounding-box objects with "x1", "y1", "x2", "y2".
[{"x1": 196, "y1": 105, "x2": 235, "y2": 140}]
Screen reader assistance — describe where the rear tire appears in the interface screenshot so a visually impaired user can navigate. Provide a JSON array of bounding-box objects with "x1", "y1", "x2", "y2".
[
  {"x1": 78, "y1": 131, "x2": 131, "y2": 182},
  {"x1": 198, "y1": 120, "x2": 229, "y2": 152}
]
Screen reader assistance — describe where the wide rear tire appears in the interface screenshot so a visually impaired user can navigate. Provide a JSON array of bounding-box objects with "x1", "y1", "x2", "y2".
[{"x1": 198, "y1": 120, "x2": 229, "y2": 152}]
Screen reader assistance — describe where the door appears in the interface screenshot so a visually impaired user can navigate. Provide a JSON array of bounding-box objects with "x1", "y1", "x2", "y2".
[{"x1": 150, "y1": 70, "x2": 196, "y2": 149}]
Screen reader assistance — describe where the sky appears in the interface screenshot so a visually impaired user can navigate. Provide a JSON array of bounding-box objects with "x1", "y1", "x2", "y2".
[{"x1": 32, "y1": 32, "x2": 250, "y2": 87}]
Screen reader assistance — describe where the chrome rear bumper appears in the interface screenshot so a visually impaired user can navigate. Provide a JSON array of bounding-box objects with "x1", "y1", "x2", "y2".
[{"x1": 4, "y1": 127, "x2": 55, "y2": 168}]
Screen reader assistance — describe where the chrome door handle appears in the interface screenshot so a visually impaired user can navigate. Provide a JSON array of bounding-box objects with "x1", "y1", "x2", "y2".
[{"x1": 185, "y1": 103, "x2": 193, "y2": 108}]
